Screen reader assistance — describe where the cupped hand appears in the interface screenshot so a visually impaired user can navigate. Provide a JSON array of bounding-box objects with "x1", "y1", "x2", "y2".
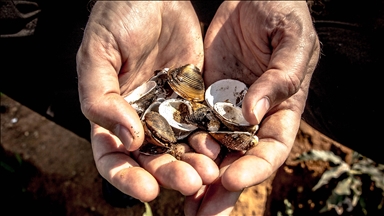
[
  {"x1": 185, "y1": 1, "x2": 320, "y2": 215},
  {"x1": 76, "y1": 1, "x2": 218, "y2": 202}
]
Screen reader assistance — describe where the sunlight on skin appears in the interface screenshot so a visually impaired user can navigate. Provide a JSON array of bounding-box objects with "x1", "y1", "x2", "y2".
[{"x1": 77, "y1": 1, "x2": 320, "y2": 214}]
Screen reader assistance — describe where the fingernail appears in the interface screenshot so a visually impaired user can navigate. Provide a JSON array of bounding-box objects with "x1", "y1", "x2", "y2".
[
  {"x1": 253, "y1": 97, "x2": 270, "y2": 124},
  {"x1": 115, "y1": 124, "x2": 133, "y2": 150}
]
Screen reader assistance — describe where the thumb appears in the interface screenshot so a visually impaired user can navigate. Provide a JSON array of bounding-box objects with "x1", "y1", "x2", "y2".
[{"x1": 241, "y1": 67, "x2": 302, "y2": 125}]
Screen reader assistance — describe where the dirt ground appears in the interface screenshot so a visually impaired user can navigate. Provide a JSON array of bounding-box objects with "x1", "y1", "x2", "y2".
[{"x1": 3, "y1": 93, "x2": 382, "y2": 216}]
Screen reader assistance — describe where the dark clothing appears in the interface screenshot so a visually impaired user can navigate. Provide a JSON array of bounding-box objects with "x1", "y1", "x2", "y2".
[{"x1": 1, "y1": 0, "x2": 383, "y2": 163}]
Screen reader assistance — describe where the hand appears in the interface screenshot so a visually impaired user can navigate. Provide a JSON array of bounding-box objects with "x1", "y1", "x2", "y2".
[
  {"x1": 76, "y1": 1, "x2": 218, "y2": 202},
  {"x1": 184, "y1": 1, "x2": 320, "y2": 215}
]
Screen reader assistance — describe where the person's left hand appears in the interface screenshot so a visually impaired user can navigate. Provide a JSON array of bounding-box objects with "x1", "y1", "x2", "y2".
[{"x1": 184, "y1": 1, "x2": 320, "y2": 215}]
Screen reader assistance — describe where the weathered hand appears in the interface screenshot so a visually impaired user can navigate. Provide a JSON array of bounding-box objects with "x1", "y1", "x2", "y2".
[
  {"x1": 76, "y1": 1, "x2": 218, "y2": 202},
  {"x1": 185, "y1": 1, "x2": 320, "y2": 215}
]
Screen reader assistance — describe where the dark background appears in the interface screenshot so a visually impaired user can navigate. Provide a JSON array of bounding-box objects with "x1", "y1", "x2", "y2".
[{"x1": 1, "y1": 0, "x2": 383, "y2": 163}]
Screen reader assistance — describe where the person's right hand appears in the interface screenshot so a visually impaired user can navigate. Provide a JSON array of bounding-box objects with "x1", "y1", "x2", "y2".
[
  {"x1": 184, "y1": 1, "x2": 320, "y2": 215},
  {"x1": 76, "y1": 1, "x2": 218, "y2": 202}
]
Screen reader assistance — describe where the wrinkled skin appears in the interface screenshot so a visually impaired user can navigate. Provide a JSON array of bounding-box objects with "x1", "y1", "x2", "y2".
[
  {"x1": 76, "y1": 1, "x2": 217, "y2": 202},
  {"x1": 76, "y1": 1, "x2": 320, "y2": 215},
  {"x1": 185, "y1": 2, "x2": 320, "y2": 215}
]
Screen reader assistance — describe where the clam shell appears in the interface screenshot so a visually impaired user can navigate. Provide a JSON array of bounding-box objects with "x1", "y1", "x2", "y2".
[
  {"x1": 149, "y1": 68, "x2": 173, "y2": 98},
  {"x1": 213, "y1": 102, "x2": 258, "y2": 133},
  {"x1": 143, "y1": 111, "x2": 177, "y2": 147},
  {"x1": 209, "y1": 131, "x2": 258, "y2": 151},
  {"x1": 167, "y1": 64, "x2": 205, "y2": 102},
  {"x1": 139, "y1": 141, "x2": 169, "y2": 155},
  {"x1": 158, "y1": 99, "x2": 198, "y2": 139},
  {"x1": 124, "y1": 81, "x2": 158, "y2": 116},
  {"x1": 140, "y1": 99, "x2": 163, "y2": 121},
  {"x1": 186, "y1": 103, "x2": 221, "y2": 132},
  {"x1": 149, "y1": 68, "x2": 169, "y2": 87},
  {"x1": 205, "y1": 79, "x2": 248, "y2": 109}
]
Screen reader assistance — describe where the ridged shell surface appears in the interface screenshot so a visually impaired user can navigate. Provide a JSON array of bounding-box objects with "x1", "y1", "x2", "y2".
[{"x1": 167, "y1": 64, "x2": 205, "y2": 102}]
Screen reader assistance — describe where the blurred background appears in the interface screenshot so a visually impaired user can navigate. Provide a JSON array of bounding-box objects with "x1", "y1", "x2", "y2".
[{"x1": 1, "y1": 0, "x2": 383, "y2": 215}]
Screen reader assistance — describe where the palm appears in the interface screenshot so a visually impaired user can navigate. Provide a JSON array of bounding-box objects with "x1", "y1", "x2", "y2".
[
  {"x1": 204, "y1": 1, "x2": 271, "y2": 86},
  {"x1": 93, "y1": 1, "x2": 205, "y2": 95}
]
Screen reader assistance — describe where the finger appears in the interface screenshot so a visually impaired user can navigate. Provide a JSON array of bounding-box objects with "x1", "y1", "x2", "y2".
[
  {"x1": 91, "y1": 124, "x2": 159, "y2": 202},
  {"x1": 197, "y1": 179, "x2": 242, "y2": 216},
  {"x1": 181, "y1": 152, "x2": 219, "y2": 185},
  {"x1": 242, "y1": 4, "x2": 320, "y2": 125},
  {"x1": 184, "y1": 186, "x2": 208, "y2": 216},
  {"x1": 168, "y1": 143, "x2": 219, "y2": 185},
  {"x1": 241, "y1": 41, "x2": 319, "y2": 125},
  {"x1": 76, "y1": 22, "x2": 145, "y2": 151},
  {"x1": 222, "y1": 108, "x2": 300, "y2": 191},
  {"x1": 134, "y1": 152, "x2": 203, "y2": 196},
  {"x1": 188, "y1": 130, "x2": 221, "y2": 160},
  {"x1": 195, "y1": 152, "x2": 243, "y2": 215}
]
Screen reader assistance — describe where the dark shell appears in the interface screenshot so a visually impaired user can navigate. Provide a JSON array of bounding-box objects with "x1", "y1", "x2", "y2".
[
  {"x1": 186, "y1": 105, "x2": 221, "y2": 132},
  {"x1": 167, "y1": 143, "x2": 193, "y2": 160},
  {"x1": 209, "y1": 131, "x2": 258, "y2": 151},
  {"x1": 124, "y1": 81, "x2": 158, "y2": 117},
  {"x1": 139, "y1": 142, "x2": 169, "y2": 155},
  {"x1": 143, "y1": 111, "x2": 177, "y2": 146},
  {"x1": 167, "y1": 64, "x2": 205, "y2": 102}
]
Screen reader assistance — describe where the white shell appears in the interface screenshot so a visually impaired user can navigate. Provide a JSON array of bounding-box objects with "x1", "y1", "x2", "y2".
[
  {"x1": 213, "y1": 102, "x2": 259, "y2": 133},
  {"x1": 140, "y1": 100, "x2": 162, "y2": 121},
  {"x1": 205, "y1": 79, "x2": 248, "y2": 109},
  {"x1": 124, "y1": 81, "x2": 157, "y2": 104},
  {"x1": 213, "y1": 102, "x2": 250, "y2": 126},
  {"x1": 158, "y1": 99, "x2": 198, "y2": 139}
]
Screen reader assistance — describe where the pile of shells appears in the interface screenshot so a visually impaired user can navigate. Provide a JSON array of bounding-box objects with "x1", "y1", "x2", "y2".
[{"x1": 124, "y1": 64, "x2": 259, "y2": 158}]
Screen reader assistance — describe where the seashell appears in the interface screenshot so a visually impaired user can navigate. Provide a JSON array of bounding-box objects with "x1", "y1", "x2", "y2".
[
  {"x1": 167, "y1": 64, "x2": 205, "y2": 102},
  {"x1": 150, "y1": 68, "x2": 169, "y2": 87},
  {"x1": 209, "y1": 131, "x2": 258, "y2": 151},
  {"x1": 205, "y1": 79, "x2": 248, "y2": 109},
  {"x1": 139, "y1": 141, "x2": 169, "y2": 155},
  {"x1": 213, "y1": 102, "x2": 258, "y2": 133},
  {"x1": 158, "y1": 99, "x2": 198, "y2": 140},
  {"x1": 124, "y1": 81, "x2": 158, "y2": 117},
  {"x1": 185, "y1": 103, "x2": 221, "y2": 132},
  {"x1": 167, "y1": 143, "x2": 193, "y2": 160},
  {"x1": 142, "y1": 111, "x2": 177, "y2": 147},
  {"x1": 130, "y1": 67, "x2": 262, "y2": 156},
  {"x1": 139, "y1": 142, "x2": 192, "y2": 159},
  {"x1": 149, "y1": 68, "x2": 173, "y2": 99},
  {"x1": 140, "y1": 100, "x2": 163, "y2": 121}
]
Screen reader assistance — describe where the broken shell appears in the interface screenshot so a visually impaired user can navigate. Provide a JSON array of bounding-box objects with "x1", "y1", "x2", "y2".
[
  {"x1": 209, "y1": 131, "x2": 258, "y2": 151},
  {"x1": 167, "y1": 143, "x2": 193, "y2": 160},
  {"x1": 213, "y1": 102, "x2": 258, "y2": 133},
  {"x1": 149, "y1": 68, "x2": 169, "y2": 87},
  {"x1": 158, "y1": 99, "x2": 198, "y2": 140},
  {"x1": 129, "y1": 66, "x2": 261, "y2": 156},
  {"x1": 124, "y1": 81, "x2": 158, "y2": 116},
  {"x1": 140, "y1": 99, "x2": 163, "y2": 121},
  {"x1": 142, "y1": 111, "x2": 177, "y2": 147},
  {"x1": 185, "y1": 103, "x2": 221, "y2": 132},
  {"x1": 139, "y1": 141, "x2": 169, "y2": 155},
  {"x1": 149, "y1": 68, "x2": 174, "y2": 99},
  {"x1": 205, "y1": 79, "x2": 248, "y2": 109},
  {"x1": 167, "y1": 64, "x2": 205, "y2": 102}
]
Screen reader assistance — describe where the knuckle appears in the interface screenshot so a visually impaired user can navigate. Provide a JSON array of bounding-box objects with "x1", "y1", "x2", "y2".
[
  {"x1": 80, "y1": 97, "x2": 98, "y2": 120},
  {"x1": 285, "y1": 72, "x2": 302, "y2": 96}
]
